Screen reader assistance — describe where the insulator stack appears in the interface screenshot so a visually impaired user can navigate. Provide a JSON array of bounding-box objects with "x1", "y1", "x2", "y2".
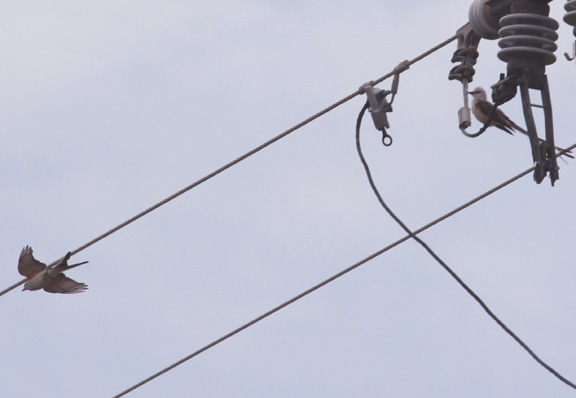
[
  {"x1": 497, "y1": 4, "x2": 558, "y2": 84},
  {"x1": 565, "y1": 0, "x2": 576, "y2": 35}
]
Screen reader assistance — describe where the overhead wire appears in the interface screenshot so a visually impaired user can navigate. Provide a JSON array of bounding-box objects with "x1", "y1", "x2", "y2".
[
  {"x1": 355, "y1": 102, "x2": 576, "y2": 390},
  {"x1": 8, "y1": 27, "x2": 572, "y2": 394},
  {"x1": 112, "y1": 138, "x2": 576, "y2": 397},
  {"x1": 0, "y1": 33, "x2": 458, "y2": 299}
]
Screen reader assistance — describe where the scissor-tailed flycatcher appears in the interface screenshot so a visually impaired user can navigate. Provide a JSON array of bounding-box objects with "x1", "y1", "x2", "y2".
[
  {"x1": 468, "y1": 87, "x2": 529, "y2": 135},
  {"x1": 468, "y1": 87, "x2": 572, "y2": 158},
  {"x1": 18, "y1": 246, "x2": 88, "y2": 294}
]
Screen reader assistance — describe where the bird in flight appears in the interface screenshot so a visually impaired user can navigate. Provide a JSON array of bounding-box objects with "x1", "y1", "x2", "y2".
[
  {"x1": 468, "y1": 86, "x2": 573, "y2": 158},
  {"x1": 18, "y1": 246, "x2": 88, "y2": 294}
]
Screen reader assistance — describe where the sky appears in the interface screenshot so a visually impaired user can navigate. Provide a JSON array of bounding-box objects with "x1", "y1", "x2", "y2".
[{"x1": 2, "y1": 1, "x2": 576, "y2": 397}]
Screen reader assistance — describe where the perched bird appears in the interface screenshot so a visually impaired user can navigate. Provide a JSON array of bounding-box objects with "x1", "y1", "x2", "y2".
[
  {"x1": 468, "y1": 87, "x2": 527, "y2": 135},
  {"x1": 18, "y1": 246, "x2": 88, "y2": 294},
  {"x1": 468, "y1": 86, "x2": 573, "y2": 158}
]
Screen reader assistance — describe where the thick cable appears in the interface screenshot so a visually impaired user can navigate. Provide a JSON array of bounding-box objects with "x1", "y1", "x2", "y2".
[
  {"x1": 111, "y1": 138, "x2": 576, "y2": 398},
  {"x1": 356, "y1": 102, "x2": 576, "y2": 390},
  {"x1": 0, "y1": 34, "x2": 458, "y2": 298}
]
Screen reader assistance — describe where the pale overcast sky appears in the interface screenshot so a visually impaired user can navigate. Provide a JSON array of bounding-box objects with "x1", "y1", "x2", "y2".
[{"x1": 2, "y1": 1, "x2": 576, "y2": 397}]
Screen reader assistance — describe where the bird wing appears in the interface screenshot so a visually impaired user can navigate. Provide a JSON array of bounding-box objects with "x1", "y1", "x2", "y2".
[
  {"x1": 472, "y1": 99, "x2": 514, "y2": 134},
  {"x1": 492, "y1": 109, "x2": 518, "y2": 135},
  {"x1": 473, "y1": 100, "x2": 494, "y2": 124},
  {"x1": 43, "y1": 273, "x2": 88, "y2": 294},
  {"x1": 18, "y1": 246, "x2": 47, "y2": 279},
  {"x1": 501, "y1": 115, "x2": 528, "y2": 136}
]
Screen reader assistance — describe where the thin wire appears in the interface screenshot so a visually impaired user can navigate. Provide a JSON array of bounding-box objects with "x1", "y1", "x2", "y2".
[
  {"x1": 372, "y1": 34, "x2": 458, "y2": 86},
  {"x1": 355, "y1": 102, "x2": 576, "y2": 390},
  {"x1": 110, "y1": 139, "x2": 575, "y2": 398},
  {"x1": 0, "y1": 34, "x2": 458, "y2": 299}
]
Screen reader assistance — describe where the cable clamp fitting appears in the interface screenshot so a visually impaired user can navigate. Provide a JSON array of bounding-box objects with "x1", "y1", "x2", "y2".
[{"x1": 358, "y1": 63, "x2": 406, "y2": 146}]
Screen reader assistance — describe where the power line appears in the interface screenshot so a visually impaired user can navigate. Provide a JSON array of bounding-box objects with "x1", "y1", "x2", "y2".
[
  {"x1": 0, "y1": 34, "x2": 458, "y2": 298},
  {"x1": 110, "y1": 141, "x2": 576, "y2": 397},
  {"x1": 355, "y1": 103, "x2": 576, "y2": 390}
]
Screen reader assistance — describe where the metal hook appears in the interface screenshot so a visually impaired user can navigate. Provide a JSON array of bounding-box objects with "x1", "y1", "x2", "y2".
[
  {"x1": 564, "y1": 41, "x2": 576, "y2": 61},
  {"x1": 381, "y1": 132, "x2": 393, "y2": 146}
]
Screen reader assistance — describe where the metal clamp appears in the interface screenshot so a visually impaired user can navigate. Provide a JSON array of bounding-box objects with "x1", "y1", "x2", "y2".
[{"x1": 358, "y1": 62, "x2": 407, "y2": 146}]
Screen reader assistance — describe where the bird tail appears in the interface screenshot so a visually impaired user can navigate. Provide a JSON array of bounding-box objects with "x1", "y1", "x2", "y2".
[
  {"x1": 65, "y1": 261, "x2": 89, "y2": 271},
  {"x1": 509, "y1": 122, "x2": 574, "y2": 160},
  {"x1": 49, "y1": 252, "x2": 88, "y2": 274},
  {"x1": 508, "y1": 121, "x2": 528, "y2": 137}
]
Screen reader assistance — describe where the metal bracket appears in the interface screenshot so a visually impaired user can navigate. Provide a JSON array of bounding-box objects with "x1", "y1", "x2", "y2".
[
  {"x1": 518, "y1": 74, "x2": 559, "y2": 185},
  {"x1": 490, "y1": 72, "x2": 519, "y2": 106}
]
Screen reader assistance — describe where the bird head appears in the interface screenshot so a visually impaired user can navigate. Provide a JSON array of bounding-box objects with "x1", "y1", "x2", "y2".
[{"x1": 468, "y1": 87, "x2": 487, "y2": 101}]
